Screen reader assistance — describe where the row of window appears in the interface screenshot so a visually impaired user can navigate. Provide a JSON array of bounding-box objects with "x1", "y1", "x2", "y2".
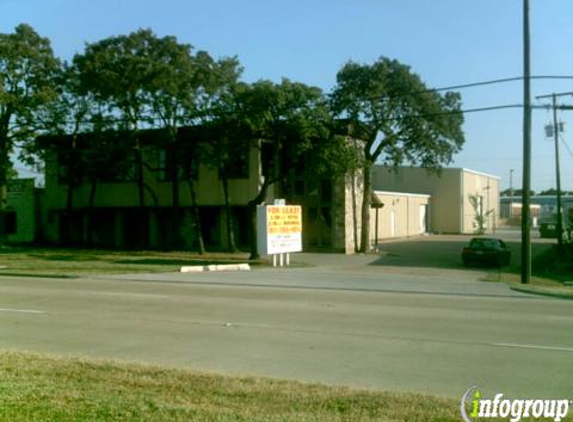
[{"x1": 57, "y1": 148, "x2": 250, "y2": 184}]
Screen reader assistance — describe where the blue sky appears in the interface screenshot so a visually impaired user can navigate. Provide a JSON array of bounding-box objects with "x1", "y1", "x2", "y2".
[{"x1": 3, "y1": 0, "x2": 573, "y2": 191}]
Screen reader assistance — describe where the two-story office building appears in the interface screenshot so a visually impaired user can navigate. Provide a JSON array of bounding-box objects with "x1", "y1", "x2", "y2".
[{"x1": 37, "y1": 127, "x2": 365, "y2": 253}]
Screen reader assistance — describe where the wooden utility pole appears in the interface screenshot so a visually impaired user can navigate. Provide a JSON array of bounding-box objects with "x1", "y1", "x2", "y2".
[
  {"x1": 536, "y1": 91, "x2": 573, "y2": 253},
  {"x1": 521, "y1": 0, "x2": 532, "y2": 284},
  {"x1": 552, "y1": 93, "x2": 563, "y2": 253}
]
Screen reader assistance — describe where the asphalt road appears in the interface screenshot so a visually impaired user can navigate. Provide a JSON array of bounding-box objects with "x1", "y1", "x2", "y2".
[{"x1": 0, "y1": 263, "x2": 571, "y2": 399}]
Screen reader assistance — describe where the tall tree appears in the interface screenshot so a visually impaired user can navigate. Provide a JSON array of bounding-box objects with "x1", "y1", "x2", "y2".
[
  {"x1": 0, "y1": 24, "x2": 60, "y2": 242},
  {"x1": 218, "y1": 79, "x2": 330, "y2": 258},
  {"x1": 73, "y1": 29, "x2": 159, "y2": 222},
  {"x1": 35, "y1": 56, "x2": 144, "y2": 246},
  {"x1": 74, "y1": 29, "x2": 242, "y2": 252},
  {"x1": 44, "y1": 63, "x2": 104, "y2": 214},
  {"x1": 330, "y1": 57, "x2": 465, "y2": 252},
  {"x1": 146, "y1": 34, "x2": 242, "y2": 251}
]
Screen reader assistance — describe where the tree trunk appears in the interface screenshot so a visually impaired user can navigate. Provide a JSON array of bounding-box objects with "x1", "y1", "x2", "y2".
[
  {"x1": 221, "y1": 171, "x2": 237, "y2": 253},
  {"x1": 134, "y1": 137, "x2": 149, "y2": 248},
  {"x1": 247, "y1": 202, "x2": 258, "y2": 260},
  {"x1": 86, "y1": 178, "x2": 97, "y2": 247},
  {"x1": 351, "y1": 171, "x2": 359, "y2": 253},
  {"x1": 169, "y1": 145, "x2": 181, "y2": 248},
  {"x1": 359, "y1": 161, "x2": 372, "y2": 253},
  {"x1": 188, "y1": 179, "x2": 205, "y2": 255},
  {"x1": 63, "y1": 144, "x2": 77, "y2": 245},
  {"x1": 0, "y1": 142, "x2": 10, "y2": 246}
]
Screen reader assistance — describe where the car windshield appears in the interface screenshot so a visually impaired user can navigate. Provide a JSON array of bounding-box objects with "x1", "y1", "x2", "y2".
[{"x1": 469, "y1": 238, "x2": 500, "y2": 250}]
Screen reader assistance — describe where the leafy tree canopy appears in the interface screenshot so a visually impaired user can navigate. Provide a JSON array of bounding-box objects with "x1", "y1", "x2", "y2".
[
  {"x1": 73, "y1": 28, "x2": 242, "y2": 131},
  {"x1": 330, "y1": 56, "x2": 465, "y2": 169},
  {"x1": 0, "y1": 23, "x2": 60, "y2": 159},
  {"x1": 330, "y1": 56, "x2": 465, "y2": 252}
]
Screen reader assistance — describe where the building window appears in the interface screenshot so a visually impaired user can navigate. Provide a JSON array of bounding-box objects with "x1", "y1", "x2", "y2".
[
  {"x1": 99, "y1": 153, "x2": 137, "y2": 183},
  {"x1": 157, "y1": 149, "x2": 198, "y2": 182},
  {"x1": 57, "y1": 152, "x2": 82, "y2": 185},
  {"x1": 5, "y1": 211, "x2": 16, "y2": 235},
  {"x1": 321, "y1": 179, "x2": 332, "y2": 204},
  {"x1": 294, "y1": 180, "x2": 305, "y2": 197},
  {"x1": 223, "y1": 149, "x2": 249, "y2": 179}
]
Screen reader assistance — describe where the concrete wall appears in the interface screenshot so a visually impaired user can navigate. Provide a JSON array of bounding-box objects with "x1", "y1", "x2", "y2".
[
  {"x1": 6, "y1": 179, "x2": 35, "y2": 243},
  {"x1": 370, "y1": 191, "x2": 430, "y2": 242}
]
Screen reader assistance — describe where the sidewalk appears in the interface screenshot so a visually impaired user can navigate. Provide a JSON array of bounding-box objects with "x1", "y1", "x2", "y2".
[{"x1": 99, "y1": 252, "x2": 535, "y2": 300}]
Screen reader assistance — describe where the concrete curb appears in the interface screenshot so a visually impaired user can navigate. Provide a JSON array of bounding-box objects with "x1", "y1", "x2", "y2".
[
  {"x1": 180, "y1": 263, "x2": 251, "y2": 273},
  {"x1": 509, "y1": 285, "x2": 573, "y2": 300}
]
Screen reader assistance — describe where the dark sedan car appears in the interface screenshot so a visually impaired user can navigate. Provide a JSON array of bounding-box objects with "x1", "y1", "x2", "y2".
[{"x1": 461, "y1": 237, "x2": 511, "y2": 267}]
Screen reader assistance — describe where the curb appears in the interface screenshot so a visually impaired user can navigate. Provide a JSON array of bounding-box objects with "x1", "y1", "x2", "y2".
[
  {"x1": 509, "y1": 285, "x2": 573, "y2": 300},
  {"x1": 0, "y1": 272, "x2": 80, "y2": 279},
  {"x1": 180, "y1": 263, "x2": 251, "y2": 273}
]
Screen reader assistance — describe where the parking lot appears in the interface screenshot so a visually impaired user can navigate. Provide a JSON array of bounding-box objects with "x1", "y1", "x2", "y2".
[{"x1": 368, "y1": 229, "x2": 553, "y2": 272}]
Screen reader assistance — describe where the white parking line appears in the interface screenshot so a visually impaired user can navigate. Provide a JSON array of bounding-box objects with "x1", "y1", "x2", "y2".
[
  {"x1": 493, "y1": 342, "x2": 573, "y2": 353},
  {"x1": 0, "y1": 308, "x2": 44, "y2": 314}
]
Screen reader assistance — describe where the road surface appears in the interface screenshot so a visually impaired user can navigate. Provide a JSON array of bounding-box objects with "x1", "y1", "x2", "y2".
[{"x1": 0, "y1": 262, "x2": 570, "y2": 399}]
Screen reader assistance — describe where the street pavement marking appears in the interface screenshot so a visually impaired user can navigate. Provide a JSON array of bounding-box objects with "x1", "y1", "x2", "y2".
[
  {"x1": 0, "y1": 308, "x2": 44, "y2": 314},
  {"x1": 81, "y1": 291, "x2": 167, "y2": 299},
  {"x1": 493, "y1": 342, "x2": 573, "y2": 353}
]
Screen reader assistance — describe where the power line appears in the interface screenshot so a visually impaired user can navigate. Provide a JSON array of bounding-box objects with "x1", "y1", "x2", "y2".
[
  {"x1": 34, "y1": 75, "x2": 573, "y2": 137},
  {"x1": 432, "y1": 75, "x2": 573, "y2": 93},
  {"x1": 560, "y1": 134, "x2": 573, "y2": 158}
]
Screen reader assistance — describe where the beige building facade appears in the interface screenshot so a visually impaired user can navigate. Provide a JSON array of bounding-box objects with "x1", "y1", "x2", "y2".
[
  {"x1": 370, "y1": 191, "x2": 430, "y2": 243},
  {"x1": 371, "y1": 166, "x2": 500, "y2": 236},
  {"x1": 39, "y1": 131, "x2": 276, "y2": 250}
]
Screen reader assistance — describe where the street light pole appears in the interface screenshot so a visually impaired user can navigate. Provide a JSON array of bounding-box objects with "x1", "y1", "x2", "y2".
[
  {"x1": 510, "y1": 169, "x2": 514, "y2": 196},
  {"x1": 521, "y1": 0, "x2": 532, "y2": 284}
]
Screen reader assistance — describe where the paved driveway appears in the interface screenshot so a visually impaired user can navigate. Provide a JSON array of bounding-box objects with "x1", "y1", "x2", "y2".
[{"x1": 364, "y1": 231, "x2": 552, "y2": 272}]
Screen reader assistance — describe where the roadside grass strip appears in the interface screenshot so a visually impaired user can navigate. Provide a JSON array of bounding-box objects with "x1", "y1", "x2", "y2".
[
  {"x1": 0, "y1": 247, "x2": 260, "y2": 276},
  {"x1": 0, "y1": 351, "x2": 521, "y2": 422}
]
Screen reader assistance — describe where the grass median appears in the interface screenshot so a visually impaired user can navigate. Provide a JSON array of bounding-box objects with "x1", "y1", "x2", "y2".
[
  {"x1": 0, "y1": 246, "x2": 259, "y2": 277},
  {"x1": 2, "y1": 351, "x2": 550, "y2": 422},
  {"x1": 501, "y1": 244, "x2": 573, "y2": 299}
]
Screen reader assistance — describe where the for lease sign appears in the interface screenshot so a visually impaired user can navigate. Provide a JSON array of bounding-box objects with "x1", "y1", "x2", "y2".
[{"x1": 257, "y1": 205, "x2": 302, "y2": 255}]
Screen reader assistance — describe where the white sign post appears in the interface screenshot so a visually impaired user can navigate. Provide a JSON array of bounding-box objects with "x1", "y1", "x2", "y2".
[{"x1": 257, "y1": 203, "x2": 302, "y2": 266}]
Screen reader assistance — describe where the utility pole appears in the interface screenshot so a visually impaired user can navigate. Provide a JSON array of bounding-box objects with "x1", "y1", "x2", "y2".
[
  {"x1": 521, "y1": 0, "x2": 532, "y2": 285},
  {"x1": 509, "y1": 169, "x2": 514, "y2": 196},
  {"x1": 552, "y1": 93, "x2": 563, "y2": 253},
  {"x1": 536, "y1": 91, "x2": 573, "y2": 253}
]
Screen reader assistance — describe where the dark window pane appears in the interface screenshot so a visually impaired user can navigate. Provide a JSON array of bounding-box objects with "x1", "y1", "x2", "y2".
[
  {"x1": 5, "y1": 211, "x2": 16, "y2": 235},
  {"x1": 321, "y1": 179, "x2": 332, "y2": 203}
]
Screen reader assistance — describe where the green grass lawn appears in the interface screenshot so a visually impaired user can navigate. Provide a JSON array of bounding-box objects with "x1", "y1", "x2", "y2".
[
  {"x1": 0, "y1": 351, "x2": 541, "y2": 422},
  {"x1": 497, "y1": 244, "x2": 573, "y2": 299},
  {"x1": 0, "y1": 246, "x2": 258, "y2": 277}
]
